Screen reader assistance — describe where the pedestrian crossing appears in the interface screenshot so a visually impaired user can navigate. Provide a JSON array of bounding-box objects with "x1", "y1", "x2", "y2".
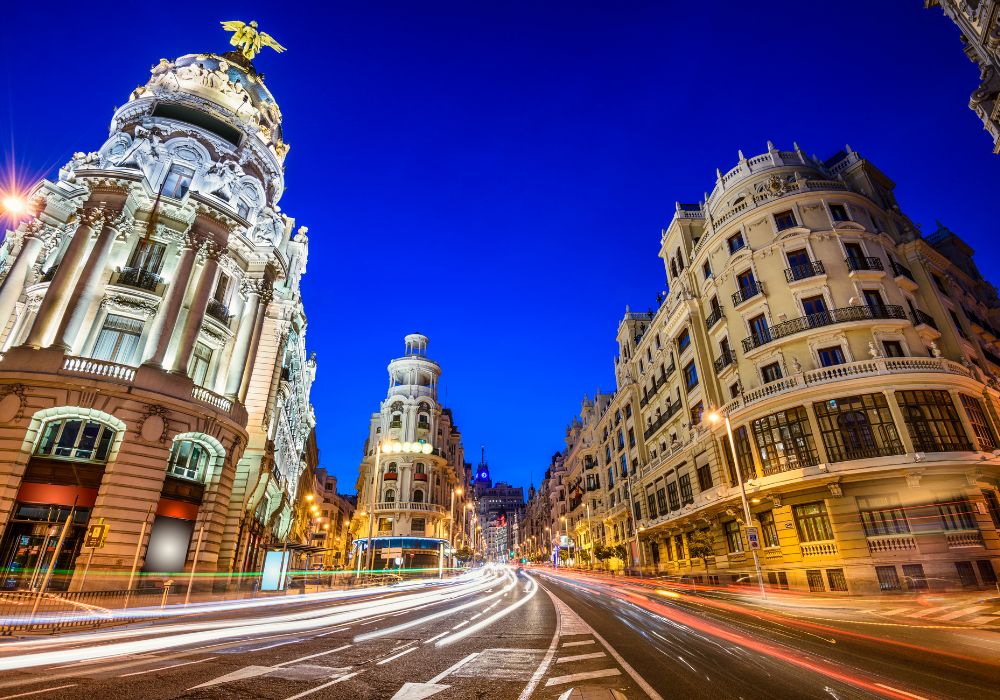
[{"x1": 866, "y1": 602, "x2": 1000, "y2": 626}]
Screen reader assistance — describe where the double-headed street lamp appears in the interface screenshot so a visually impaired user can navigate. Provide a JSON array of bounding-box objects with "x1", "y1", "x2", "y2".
[
  {"x1": 707, "y1": 409, "x2": 766, "y2": 599},
  {"x1": 364, "y1": 439, "x2": 434, "y2": 576}
]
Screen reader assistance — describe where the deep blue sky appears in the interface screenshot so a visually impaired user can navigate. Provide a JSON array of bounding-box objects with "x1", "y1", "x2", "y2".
[{"x1": 3, "y1": 2, "x2": 998, "y2": 494}]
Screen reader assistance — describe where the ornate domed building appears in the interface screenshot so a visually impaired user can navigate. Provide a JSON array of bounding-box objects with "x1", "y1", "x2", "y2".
[
  {"x1": 0, "y1": 36, "x2": 315, "y2": 590},
  {"x1": 350, "y1": 335, "x2": 470, "y2": 570}
]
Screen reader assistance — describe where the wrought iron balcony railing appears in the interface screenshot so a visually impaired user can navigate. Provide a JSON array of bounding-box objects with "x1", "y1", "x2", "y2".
[
  {"x1": 731, "y1": 281, "x2": 764, "y2": 306},
  {"x1": 116, "y1": 266, "x2": 162, "y2": 291},
  {"x1": 845, "y1": 256, "x2": 883, "y2": 272},
  {"x1": 784, "y1": 260, "x2": 825, "y2": 282}
]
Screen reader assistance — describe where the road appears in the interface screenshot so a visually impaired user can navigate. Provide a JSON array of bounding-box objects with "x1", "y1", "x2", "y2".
[{"x1": 0, "y1": 566, "x2": 996, "y2": 699}]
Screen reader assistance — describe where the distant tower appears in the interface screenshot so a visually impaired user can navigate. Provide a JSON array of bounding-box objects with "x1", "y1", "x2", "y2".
[{"x1": 475, "y1": 445, "x2": 491, "y2": 488}]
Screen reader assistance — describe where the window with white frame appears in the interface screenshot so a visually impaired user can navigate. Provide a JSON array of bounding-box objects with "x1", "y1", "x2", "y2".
[
  {"x1": 36, "y1": 417, "x2": 116, "y2": 462},
  {"x1": 167, "y1": 439, "x2": 212, "y2": 481},
  {"x1": 188, "y1": 342, "x2": 213, "y2": 387},
  {"x1": 92, "y1": 314, "x2": 143, "y2": 365}
]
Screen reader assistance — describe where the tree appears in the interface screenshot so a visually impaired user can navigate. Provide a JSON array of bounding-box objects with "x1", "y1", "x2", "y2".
[
  {"x1": 593, "y1": 544, "x2": 612, "y2": 569},
  {"x1": 687, "y1": 529, "x2": 715, "y2": 563},
  {"x1": 454, "y1": 546, "x2": 474, "y2": 563},
  {"x1": 577, "y1": 549, "x2": 591, "y2": 565},
  {"x1": 558, "y1": 548, "x2": 571, "y2": 563},
  {"x1": 611, "y1": 543, "x2": 629, "y2": 561}
]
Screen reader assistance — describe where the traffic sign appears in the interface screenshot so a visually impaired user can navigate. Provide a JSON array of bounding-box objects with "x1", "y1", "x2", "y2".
[
  {"x1": 746, "y1": 526, "x2": 760, "y2": 550},
  {"x1": 84, "y1": 519, "x2": 109, "y2": 548}
]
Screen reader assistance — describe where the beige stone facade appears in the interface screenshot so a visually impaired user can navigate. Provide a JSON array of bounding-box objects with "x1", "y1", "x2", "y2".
[
  {"x1": 0, "y1": 47, "x2": 315, "y2": 591},
  {"x1": 529, "y1": 144, "x2": 1000, "y2": 593}
]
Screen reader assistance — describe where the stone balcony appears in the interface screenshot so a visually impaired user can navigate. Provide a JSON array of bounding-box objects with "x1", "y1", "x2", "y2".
[
  {"x1": 374, "y1": 501, "x2": 446, "y2": 514},
  {"x1": 0, "y1": 346, "x2": 247, "y2": 425}
]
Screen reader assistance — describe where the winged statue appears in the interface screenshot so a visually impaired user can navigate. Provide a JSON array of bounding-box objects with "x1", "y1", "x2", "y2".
[{"x1": 221, "y1": 20, "x2": 286, "y2": 60}]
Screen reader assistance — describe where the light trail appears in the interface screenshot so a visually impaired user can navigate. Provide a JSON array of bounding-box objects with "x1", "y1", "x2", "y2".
[
  {"x1": 0, "y1": 570, "x2": 503, "y2": 670},
  {"x1": 435, "y1": 572, "x2": 538, "y2": 647}
]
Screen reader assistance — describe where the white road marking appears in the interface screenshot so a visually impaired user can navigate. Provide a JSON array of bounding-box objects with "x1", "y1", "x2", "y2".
[
  {"x1": 388, "y1": 682, "x2": 450, "y2": 700},
  {"x1": 189, "y1": 665, "x2": 275, "y2": 689},
  {"x1": 561, "y1": 639, "x2": 595, "y2": 648},
  {"x1": 273, "y1": 644, "x2": 352, "y2": 668},
  {"x1": 936, "y1": 605, "x2": 988, "y2": 621},
  {"x1": 469, "y1": 613, "x2": 483, "y2": 620},
  {"x1": 451, "y1": 620, "x2": 470, "y2": 629},
  {"x1": 556, "y1": 651, "x2": 606, "y2": 663},
  {"x1": 423, "y1": 631, "x2": 449, "y2": 645},
  {"x1": 118, "y1": 656, "x2": 218, "y2": 677},
  {"x1": 378, "y1": 646, "x2": 418, "y2": 665},
  {"x1": 874, "y1": 683, "x2": 929, "y2": 700},
  {"x1": 0, "y1": 685, "x2": 78, "y2": 699},
  {"x1": 881, "y1": 607, "x2": 912, "y2": 616},
  {"x1": 282, "y1": 670, "x2": 363, "y2": 700},
  {"x1": 545, "y1": 668, "x2": 622, "y2": 686},
  {"x1": 428, "y1": 652, "x2": 480, "y2": 684},
  {"x1": 902, "y1": 609, "x2": 938, "y2": 618}
]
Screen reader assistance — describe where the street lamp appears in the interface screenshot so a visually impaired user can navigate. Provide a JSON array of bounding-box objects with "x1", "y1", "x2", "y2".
[
  {"x1": 585, "y1": 502, "x2": 595, "y2": 570},
  {"x1": 707, "y1": 409, "x2": 766, "y2": 599}
]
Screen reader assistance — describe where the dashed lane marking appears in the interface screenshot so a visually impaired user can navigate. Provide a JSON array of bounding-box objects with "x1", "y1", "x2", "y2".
[
  {"x1": 378, "y1": 647, "x2": 418, "y2": 665},
  {"x1": 118, "y1": 656, "x2": 218, "y2": 677},
  {"x1": 556, "y1": 651, "x2": 606, "y2": 664},
  {"x1": 281, "y1": 670, "x2": 363, "y2": 700},
  {"x1": 561, "y1": 640, "x2": 595, "y2": 648},
  {"x1": 544, "y1": 668, "x2": 622, "y2": 687},
  {"x1": 936, "y1": 605, "x2": 989, "y2": 621}
]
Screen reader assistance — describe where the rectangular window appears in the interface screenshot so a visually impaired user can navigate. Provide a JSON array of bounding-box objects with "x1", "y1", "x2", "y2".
[
  {"x1": 882, "y1": 340, "x2": 904, "y2": 357},
  {"x1": 938, "y1": 499, "x2": 977, "y2": 531},
  {"x1": 126, "y1": 239, "x2": 166, "y2": 273},
  {"x1": 876, "y1": 565, "x2": 902, "y2": 591},
  {"x1": 794, "y1": 501, "x2": 834, "y2": 542},
  {"x1": 857, "y1": 496, "x2": 910, "y2": 536},
  {"x1": 774, "y1": 209, "x2": 797, "y2": 231},
  {"x1": 162, "y1": 164, "x2": 195, "y2": 198},
  {"x1": 722, "y1": 426, "x2": 756, "y2": 485},
  {"x1": 826, "y1": 568, "x2": 848, "y2": 592},
  {"x1": 752, "y1": 406, "x2": 818, "y2": 475},
  {"x1": 92, "y1": 314, "x2": 143, "y2": 365},
  {"x1": 727, "y1": 232, "x2": 745, "y2": 254},
  {"x1": 949, "y1": 310, "x2": 967, "y2": 338},
  {"x1": 647, "y1": 492, "x2": 657, "y2": 519},
  {"x1": 960, "y1": 394, "x2": 998, "y2": 451},
  {"x1": 786, "y1": 248, "x2": 810, "y2": 269},
  {"x1": 684, "y1": 361, "x2": 699, "y2": 391},
  {"x1": 628, "y1": 428, "x2": 635, "y2": 448},
  {"x1": 736, "y1": 270, "x2": 759, "y2": 299},
  {"x1": 696, "y1": 463, "x2": 713, "y2": 491},
  {"x1": 801, "y1": 294, "x2": 827, "y2": 318},
  {"x1": 758, "y1": 510, "x2": 780, "y2": 548},
  {"x1": 983, "y1": 490, "x2": 1000, "y2": 528},
  {"x1": 829, "y1": 204, "x2": 849, "y2": 222},
  {"x1": 690, "y1": 402, "x2": 704, "y2": 426},
  {"x1": 667, "y1": 482, "x2": 680, "y2": 510},
  {"x1": 748, "y1": 313, "x2": 770, "y2": 346},
  {"x1": 656, "y1": 487, "x2": 667, "y2": 513},
  {"x1": 702, "y1": 260, "x2": 712, "y2": 279},
  {"x1": 977, "y1": 560, "x2": 998, "y2": 585},
  {"x1": 411, "y1": 517, "x2": 426, "y2": 534},
  {"x1": 902, "y1": 564, "x2": 928, "y2": 590},
  {"x1": 956, "y1": 561, "x2": 978, "y2": 587},
  {"x1": 813, "y1": 393, "x2": 903, "y2": 462},
  {"x1": 806, "y1": 569, "x2": 825, "y2": 592},
  {"x1": 896, "y1": 390, "x2": 973, "y2": 452},
  {"x1": 188, "y1": 342, "x2": 213, "y2": 387},
  {"x1": 724, "y1": 520, "x2": 742, "y2": 553},
  {"x1": 818, "y1": 346, "x2": 846, "y2": 367},
  {"x1": 673, "y1": 534, "x2": 685, "y2": 559},
  {"x1": 730, "y1": 382, "x2": 741, "y2": 400},
  {"x1": 677, "y1": 329, "x2": 691, "y2": 353},
  {"x1": 620, "y1": 455, "x2": 628, "y2": 477},
  {"x1": 633, "y1": 500, "x2": 642, "y2": 521},
  {"x1": 761, "y1": 362, "x2": 782, "y2": 383},
  {"x1": 679, "y1": 474, "x2": 693, "y2": 504}
]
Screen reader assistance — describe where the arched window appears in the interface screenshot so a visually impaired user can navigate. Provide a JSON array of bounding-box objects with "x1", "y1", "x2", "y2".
[
  {"x1": 387, "y1": 462, "x2": 398, "y2": 473},
  {"x1": 838, "y1": 411, "x2": 876, "y2": 457},
  {"x1": 415, "y1": 463, "x2": 426, "y2": 474},
  {"x1": 168, "y1": 439, "x2": 212, "y2": 481},
  {"x1": 36, "y1": 417, "x2": 116, "y2": 462},
  {"x1": 385, "y1": 489, "x2": 396, "y2": 503},
  {"x1": 413, "y1": 489, "x2": 424, "y2": 503}
]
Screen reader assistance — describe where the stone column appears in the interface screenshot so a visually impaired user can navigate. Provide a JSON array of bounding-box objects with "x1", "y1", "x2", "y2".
[
  {"x1": 238, "y1": 289, "x2": 270, "y2": 402},
  {"x1": 53, "y1": 214, "x2": 128, "y2": 353},
  {"x1": 142, "y1": 232, "x2": 198, "y2": 368},
  {"x1": 170, "y1": 240, "x2": 223, "y2": 374},
  {"x1": 225, "y1": 280, "x2": 263, "y2": 397},
  {"x1": 24, "y1": 207, "x2": 104, "y2": 348},
  {"x1": 0, "y1": 221, "x2": 48, "y2": 328}
]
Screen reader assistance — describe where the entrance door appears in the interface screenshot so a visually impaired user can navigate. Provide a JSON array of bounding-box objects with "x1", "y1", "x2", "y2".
[{"x1": 0, "y1": 503, "x2": 89, "y2": 591}]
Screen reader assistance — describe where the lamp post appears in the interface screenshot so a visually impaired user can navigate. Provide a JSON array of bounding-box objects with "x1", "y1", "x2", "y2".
[
  {"x1": 707, "y1": 409, "x2": 766, "y2": 599},
  {"x1": 448, "y1": 486, "x2": 462, "y2": 571},
  {"x1": 586, "y1": 502, "x2": 595, "y2": 570}
]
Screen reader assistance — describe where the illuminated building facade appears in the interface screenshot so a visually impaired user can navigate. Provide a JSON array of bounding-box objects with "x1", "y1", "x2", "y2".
[
  {"x1": 533, "y1": 143, "x2": 1000, "y2": 593},
  {"x1": 926, "y1": 1, "x2": 1000, "y2": 153},
  {"x1": 0, "y1": 41, "x2": 315, "y2": 590},
  {"x1": 349, "y1": 335, "x2": 470, "y2": 569}
]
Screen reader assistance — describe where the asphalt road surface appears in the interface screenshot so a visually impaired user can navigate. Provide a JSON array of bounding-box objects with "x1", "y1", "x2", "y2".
[{"x1": 0, "y1": 566, "x2": 996, "y2": 699}]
